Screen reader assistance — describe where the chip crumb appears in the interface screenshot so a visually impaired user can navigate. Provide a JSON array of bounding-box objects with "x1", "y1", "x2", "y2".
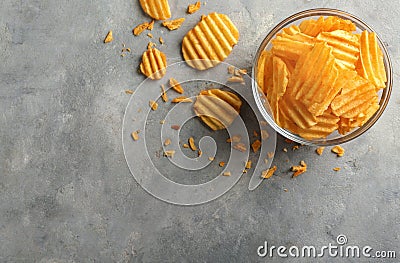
[
  {"x1": 133, "y1": 21, "x2": 152, "y2": 36},
  {"x1": 331, "y1": 145, "x2": 345, "y2": 157},
  {"x1": 198, "y1": 150, "x2": 202, "y2": 157},
  {"x1": 187, "y1": 1, "x2": 201, "y2": 14},
  {"x1": 283, "y1": 148, "x2": 288, "y2": 152},
  {"x1": 161, "y1": 84, "x2": 168, "y2": 102},
  {"x1": 243, "y1": 170, "x2": 247, "y2": 173},
  {"x1": 104, "y1": 31, "x2": 113, "y2": 43},
  {"x1": 253, "y1": 130, "x2": 259, "y2": 137},
  {"x1": 284, "y1": 188, "x2": 288, "y2": 192},
  {"x1": 291, "y1": 161, "x2": 307, "y2": 177},
  {"x1": 233, "y1": 143, "x2": 247, "y2": 152},
  {"x1": 131, "y1": 131, "x2": 139, "y2": 141},
  {"x1": 219, "y1": 161, "x2": 225, "y2": 167},
  {"x1": 208, "y1": 156, "x2": 214, "y2": 161},
  {"x1": 251, "y1": 140, "x2": 261, "y2": 153},
  {"x1": 226, "y1": 135, "x2": 241, "y2": 143},
  {"x1": 160, "y1": 119, "x2": 165, "y2": 124},
  {"x1": 149, "y1": 100, "x2": 158, "y2": 110},
  {"x1": 147, "y1": 33, "x2": 153, "y2": 38},
  {"x1": 169, "y1": 78, "x2": 184, "y2": 94},
  {"x1": 162, "y1": 18, "x2": 185, "y2": 30},
  {"x1": 316, "y1": 147, "x2": 325, "y2": 155},
  {"x1": 333, "y1": 167, "x2": 341, "y2": 171},
  {"x1": 245, "y1": 160, "x2": 252, "y2": 169},
  {"x1": 125, "y1": 89, "x2": 134, "y2": 94},
  {"x1": 238, "y1": 69, "x2": 248, "y2": 75},
  {"x1": 261, "y1": 130, "x2": 269, "y2": 140},
  {"x1": 164, "y1": 150, "x2": 175, "y2": 157},
  {"x1": 292, "y1": 145, "x2": 300, "y2": 151},
  {"x1": 227, "y1": 76, "x2": 245, "y2": 84},
  {"x1": 183, "y1": 143, "x2": 190, "y2": 148},
  {"x1": 261, "y1": 165, "x2": 277, "y2": 179},
  {"x1": 188, "y1": 137, "x2": 197, "y2": 151},
  {"x1": 159, "y1": 37, "x2": 164, "y2": 45},
  {"x1": 227, "y1": 65, "x2": 235, "y2": 74},
  {"x1": 267, "y1": 152, "x2": 274, "y2": 159},
  {"x1": 171, "y1": 125, "x2": 180, "y2": 130},
  {"x1": 147, "y1": 20, "x2": 154, "y2": 30},
  {"x1": 164, "y1": 138, "x2": 171, "y2": 146},
  {"x1": 120, "y1": 53, "x2": 126, "y2": 57},
  {"x1": 172, "y1": 96, "x2": 192, "y2": 103},
  {"x1": 223, "y1": 171, "x2": 231, "y2": 176}
]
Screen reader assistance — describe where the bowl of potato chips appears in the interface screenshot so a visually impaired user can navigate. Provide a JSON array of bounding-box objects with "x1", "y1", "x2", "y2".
[{"x1": 252, "y1": 8, "x2": 392, "y2": 146}]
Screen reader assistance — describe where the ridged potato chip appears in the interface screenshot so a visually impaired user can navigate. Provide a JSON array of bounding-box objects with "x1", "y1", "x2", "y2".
[
  {"x1": 139, "y1": 0, "x2": 171, "y2": 20},
  {"x1": 193, "y1": 89, "x2": 242, "y2": 130},
  {"x1": 182, "y1": 12, "x2": 239, "y2": 70},
  {"x1": 140, "y1": 47, "x2": 167, "y2": 80},
  {"x1": 299, "y1": 16, "x2": 356, "y2": 37}
]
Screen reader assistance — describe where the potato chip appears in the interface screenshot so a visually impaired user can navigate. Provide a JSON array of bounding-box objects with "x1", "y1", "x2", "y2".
[
  {"x1": 299, "y1": 16, "x2": 356, "y2": 37},
  {"x1": 182, "y1": 13, "x2": 239, "y2": 70},
  {"x1": 139, "y1": 0, "x2": 171, "y2": 20},
  {"x1": 358, "y1": 31, "x2": 387, "y2": 89},
  {"x1": 267, "y1": 56, "x2": 289, "y2": 123},
  {"x1": 278, "y1": 92, "x2": 317, "y2": 129},
  {"x1": 140, "y1": 47, "x2": 167, "y2": 80},
  {"x1": 271, "y1": 36, "x2": 313, "y2": 62},
  {"x1": 193, "y1": 89, "x2": 242, "y2": 130}
]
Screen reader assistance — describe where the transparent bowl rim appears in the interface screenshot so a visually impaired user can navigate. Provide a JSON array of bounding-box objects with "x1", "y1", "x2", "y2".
[{"x1": 251, "y1": 8, "x2": 393, "y2": 146}]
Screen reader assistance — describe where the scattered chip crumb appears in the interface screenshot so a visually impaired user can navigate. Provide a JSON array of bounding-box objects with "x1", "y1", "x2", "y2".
[
  {"x1": 189, "y1": 137, "x2": 197, "y2": 151},
  {"x1": 131, "y1": 131, "x2": 139, "y2": 141},
  {"x1": 331, "y1": 145, "x2": 345, "y2": 157},
  {"x1": 162, "y1": 18, "x2": 185, "y2": 30},
  {"x1": 171, "y1": 125, "x2": 180, "y2": 130},
  {"x1": 147, "y1": 33, "x2": 153, "y2": 38},
  {"x1": 187, "y1": 1, "x2": 201, "y2": 14},
  {"x1": 160, "y1": 119, "x2": 165, "y2": 124},
  {"x1": 149, "y1": 100, "x2": 158, "y2": 110},
  {"x1": 104, "y1": 31, "x2": 113, "y2": 43},
  {"x1": 159, "y1": 37, "x2": 164, "y2": 45},
  {"x1": 238, "y1": 69, "x2": 247, "y2": 75},
  {"x1": 223, "y1": 171, "x2": 231, "y2": 176},
  {"x1": 316, "y1": 147, "x2": 325, "y2": 155},
  {"x1": 253, "y1": 130, "x2": 259, "y2": 137},
  {"x1": 226, "y1": 135, "x2": 241, "y2": 143},
  {"x1": 284, "y1": 188, "x2": 288, "y2": 192},
  {"x1": 291, "y1": 161, "x2": 307, "y2": 177},
  {"x1": 227, "y1": 65, "x2": 235, "y2": 74},
  {"x1": 164, "y1": 150, "x2": 175, "y2": 157},
  {"x1": 198, "y1": 150, "x2": 202, "y2": 157},
  {"x1": 208, "y1": 157, "x2": 214, "y2": 161},
  {"x1": 164, "y1": 138, "x2": 171, "y2": 146},
  {"x1": 261, "y1": 165, "x2": 277, "y2": 179},
  {"x1": 147, "y1": 20, "x2": 154, "y2": 30},
  {"x1": 233, "y1": 143, "x2": 247, "y2": 152},
  {"x1": 219, "y1": 161, "x2": 225, "y2": 167},
  {"x1": 333, "y1": 167, "x2": 341, "y2": 171},
  {"x1": 172, "y1": 96, "x2": 192, "y2": 103},
  {"x1": 125, "y1": 89, "x2": 134, "y2": 94},
  {"x1": 120, "y1": 53, "x2": 126, "y2": 57},
  {"x1": 267, "y1": 152, "x2": 274, "y2": 159},
  {"x1": 261, "y1": 130, "x2": 269, "y2": 140},
  {"x1": 243, "y1": 170, "x2": 247, "y2": 173},
  {"x1": 133, "y1": 21, "x2": 152, "y2": 36},
  {"x1": 292, "y1": 145, "x2": 300, "y2": 151},
  {"x1": 283, "y1": 148, "x2": 288, "y2": 152},
  {"x1": 245, "y1": 160, "x2": 252, "y2": 169},
  {"x1": 161, "y1": 84, "x2": 168, "y2": 102},
  {"x1": 251, "y1": 140, "x2": 261, "y2": 153},
  {"x1": 169, "y1": 78, "x2": 184, "y2": 94},
  {"x1": 227, "y1": 76, "x2": 245, "y2": 84},
  {"x1": 183, "y1": 143, "x2": 190, "y2": 148}
]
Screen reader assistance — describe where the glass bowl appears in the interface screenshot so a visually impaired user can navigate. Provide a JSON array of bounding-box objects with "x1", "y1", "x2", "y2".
[{"x1": 251, "y1": 8, "x2": 392, "y2": 146}]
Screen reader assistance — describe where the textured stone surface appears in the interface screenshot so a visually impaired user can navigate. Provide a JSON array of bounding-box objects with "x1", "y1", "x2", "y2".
[{"x1": 1, "y1": 0, "x2": 400, "y2": 262}]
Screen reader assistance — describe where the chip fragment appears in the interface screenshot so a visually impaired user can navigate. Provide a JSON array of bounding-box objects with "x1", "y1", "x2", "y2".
[
  {"x1": 104, "y1": 31, "x2": 113, "y2": 43},
  {"x1": 187, "y1": 1, "x2": 201, "y2": 14},
  {"x1": 139, "y1": 0, "x2": 171, "y2": 20},
  {"x1": 162, "y1": 18, "x2": 185, "y2": 31},
  {"x1": 140, "y1": 47, "x2": 167, "y2": 80},
  {"x1": 182, "y1": 12, "x2": 239, "y2": 70}
]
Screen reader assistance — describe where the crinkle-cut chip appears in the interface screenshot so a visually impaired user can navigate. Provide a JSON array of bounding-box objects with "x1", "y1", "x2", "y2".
[
  {"x1": 299, "y1": 16, "x2": 356, "y2": 37},
  {"x1": 162, "y1": 18, "x2": 185, "y2": 30},
  {"x1": 277, "y1": 25, "x2": 301, "y2": 37},
  {"x1": 330, "y1": 74, "x2": 378, "y2": 118},
  {"x1": 182, "y1": 12, "x2": 239, "y2": 70},
  {"x1": 278, "y1": 92, "x2": 317, "y2": 129},
  {"x1": 193, "y1": 89, "x2": 242, "y2": 130},
  {"x1": 139, "y1": 0, "x2": 171, "y2": 20},
  {"x1": 139, "y1": 47, "x2": 167, "y2": 80},
  {"x1": 316, "y1": 30, "x2": 360, "y2": 69},
  {"x1": 288, "y1": 42, "x2": 339, "y2": 116},
  {"x1": 266, "y1": 56, "x2": 289, "y2": 123},
  {"x1": 256, "y1": 50, "x2": 274, "y2": 95},
  {"x1": 357, "y1": 31, "x2": 387, "y2": 89},
  {"x1": 271, "y1": 36, "x2": 313, "y2": 62},
  {"x1": 281, "y1": 109, "x2": 339, "y2": 140},
  {"x1": 278, "y1": 32, "x2": 315, "y2": 45}
]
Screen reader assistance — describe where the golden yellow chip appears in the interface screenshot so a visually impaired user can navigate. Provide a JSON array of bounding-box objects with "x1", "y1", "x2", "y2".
[
  {"x1": 299, "y1": 16, "x2": 356, "y2": 37},
  {"x1": 139, "y1": 0, "x2": 171, "y2": 20},
  {"x1": 140, "y1": 47, "x2": 167, "y2": 80},
  {"x1": 193, "y1": 89, "x2": 242, "y2": 130},
  {"x1": 182, "y1": 13, "x2": 239, "y2": 70},
  {"x1": 278, "y1": 92, "x2": 317, "y2": 129},
  {"x1": 277, "y1": 25, "x2": 301, "y2": 37},
  {"x1": 162, "y1": 18, "x2": 185, "y2": 31},
  {"x1": 267, "y1": 56, "x2": 289, "y2": 123},
  {"x1": 357, "y1": 31, "x2": 387, "y2": 89},
  {"x1": 271, "y1": 36, "x2": 313, "y2": 62}
]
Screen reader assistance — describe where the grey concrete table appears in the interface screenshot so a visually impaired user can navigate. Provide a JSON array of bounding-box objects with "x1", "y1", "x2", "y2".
[{"x1": 1, "y1": 0, "x2": 399, "y2": 262}]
